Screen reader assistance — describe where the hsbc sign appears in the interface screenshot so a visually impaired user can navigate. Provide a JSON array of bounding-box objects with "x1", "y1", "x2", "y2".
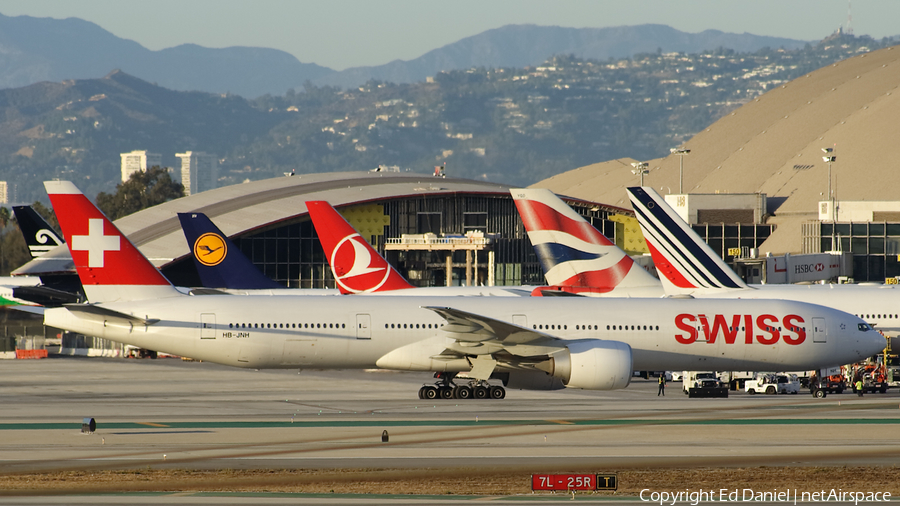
[{"x1": 767, "y1": 252, "x2": 847, "y2": 284}]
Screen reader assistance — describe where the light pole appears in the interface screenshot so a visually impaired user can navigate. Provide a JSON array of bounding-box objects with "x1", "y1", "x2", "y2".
[
  {"x1": 670, "y1": 148, "x2": 691, "y2": 193},
  {"x1": 822, "y1": 148, "x2": 837, "y2": 250},
  {"x1": 631, "y1": 162, "x2": 649, "y2": 186}
]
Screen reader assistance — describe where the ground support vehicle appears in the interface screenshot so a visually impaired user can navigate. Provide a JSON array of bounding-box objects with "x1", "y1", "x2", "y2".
[
  {"x1": 682, "y1": 371, "x2": 728, "y2": 398},
  {"x1": 745, "y1": 374, "x2": 800, "y2": 395}
]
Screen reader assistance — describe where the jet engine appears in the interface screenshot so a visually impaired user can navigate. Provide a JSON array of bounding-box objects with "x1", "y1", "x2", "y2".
[{"x1": 539, "y1": 340, "x2": 632, "y2": 390}]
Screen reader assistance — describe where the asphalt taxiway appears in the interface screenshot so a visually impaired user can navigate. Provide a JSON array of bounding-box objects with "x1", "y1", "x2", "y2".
[{"x1": 1, "y1": 356, "x2": 899, "y2": 503}]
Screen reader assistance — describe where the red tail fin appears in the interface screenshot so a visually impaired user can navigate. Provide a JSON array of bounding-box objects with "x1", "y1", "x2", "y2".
[
  {"x1": 44, "y1": 181, "x2": 180, "y2": 302},
  {"x1": 306, "y1": 201, "x2": 414, "y2": 294}
]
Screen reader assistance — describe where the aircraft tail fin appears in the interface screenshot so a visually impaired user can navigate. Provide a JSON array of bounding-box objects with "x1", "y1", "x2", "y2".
[
  {"x1": 44, "y1": 181, "x2": 182, "y2": 302},
  {"x1": 177, "y1": 213, "x2": 282, "y2": 289},
  {"x1": 511, "y1": 188, "x2": 659, "y2": 293},
  {"x1": 12, "y1": 205, "x2": 65, "y2": 259},
  {"x1": 306, "y1": 201, "x2": 415, "y2": 294},
  {"x1": 627, "y1": 186, "x2": 749, "y2": 293}
]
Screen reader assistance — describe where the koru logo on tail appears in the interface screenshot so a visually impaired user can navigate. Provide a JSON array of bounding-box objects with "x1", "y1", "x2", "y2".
[
  {"x1": 194, "y1": 233, "x2": 227, "y2": 266},
  {"x1": 29, "y1": 228, "x2": 64, "y2": 256},
  {"x1": 331, "y1": 233, "x2": 389, "y2": 293}
]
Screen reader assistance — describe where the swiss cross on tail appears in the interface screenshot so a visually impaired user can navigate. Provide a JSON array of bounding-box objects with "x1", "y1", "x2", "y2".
[
  {"x1": 44, "y1": 181, "x2": 176, "y2": 301},
  {"x1": 306, "y1": 201, "x2": 414, "y2": 294},
  {"x1": 511, "y1": 188, "x2": 659, "y2": 292}
]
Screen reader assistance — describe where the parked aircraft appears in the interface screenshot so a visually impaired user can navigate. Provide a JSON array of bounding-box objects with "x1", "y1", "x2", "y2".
[
  {"x1": 179, "y1": 208, "x2": 527, "y2": 297},
  {"x1": 627, "y1": 186, "x2": 900, "y2": 335},
  {"x1": 511, "y1": 188, "x2": 662, "y2": 296},
  {"x1": 305, "y1": 200, "x2": 530, "y2": 296},
  {"x1": 42, "y1": 181, "x2": 884, "y2": 399}
]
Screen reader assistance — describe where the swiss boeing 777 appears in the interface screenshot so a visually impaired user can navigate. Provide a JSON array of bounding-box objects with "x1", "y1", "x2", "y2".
[{"x1": 42, "y1": 181, "x2": 884, "y2": 399}]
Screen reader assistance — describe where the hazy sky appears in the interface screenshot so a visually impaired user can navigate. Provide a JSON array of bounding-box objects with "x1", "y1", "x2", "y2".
[{"x1": 3, "y1": 1, "x2": 897, "y2": 70}]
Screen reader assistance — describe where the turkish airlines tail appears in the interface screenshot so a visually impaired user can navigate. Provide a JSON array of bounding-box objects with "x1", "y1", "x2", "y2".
[
  {"x1": 511, "y1": 188, "x2": 660, "y2": 294},
  {"x1": 627, "y1": 186, "x2": 749, "y2": 294},
  {"x1": 177, "y1": 212, "x2": 282, "y2": 289},
  {"x1": 306, "y1": 201, "x2": 414, "y2": 294},
  {"x1": 44, "y1": 181, "x2": 182, "y2": 303},
  {"x1": 12, "y1": 205, "x2": 65, "y2": 259}
]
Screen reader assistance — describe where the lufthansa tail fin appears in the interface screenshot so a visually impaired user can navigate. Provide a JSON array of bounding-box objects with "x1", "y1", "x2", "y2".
[
  {"x1": 44, "y1": 181, "x2": 182, "y2": 303},
  {"x1": 177, "y1": 213, "x2": 282, "y2": 289},
  {"x1": 306, "y1": 201, "x2": 414, "y2": 294},
  {"x1": 511, "y1": 188, "x2": 659, "y2": 293},
  {"x1": 627, "y1": 186, "x2": 749, "y2": 293},
  {"x1": 12, "y1": 205, "x2": 65, "y2": 259}
]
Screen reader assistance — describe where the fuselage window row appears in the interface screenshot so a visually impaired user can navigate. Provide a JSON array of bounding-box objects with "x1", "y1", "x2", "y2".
[{"x1": 227, "y1": 323, "x2": 346, "y2": 329}]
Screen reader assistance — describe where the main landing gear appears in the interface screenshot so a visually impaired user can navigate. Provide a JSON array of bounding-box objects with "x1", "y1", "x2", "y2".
[{"x1": 417, "y1": 372, "x2": 505, "y2": 400}]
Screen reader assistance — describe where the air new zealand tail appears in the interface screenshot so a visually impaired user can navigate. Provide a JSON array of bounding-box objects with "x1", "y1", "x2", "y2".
[
  {"x1": 177, "y1": 213, "x2": 282, "y2": 290},
  {"x1": 12, "y1": 206, "x2": 64, "y2": 259}
]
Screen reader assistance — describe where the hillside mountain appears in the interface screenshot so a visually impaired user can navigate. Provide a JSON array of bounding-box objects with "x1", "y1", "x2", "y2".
[
  {"x1": 0, "y1": 33, "x2": 885, "y2": 203},
  {"x1": 0, "y1": 13, "x2": 332, "y2": 98},
  {"x1": 313, "y1": 24, "x2": 809, "y2": 88},
  {"x1": 0, "y1": 13, "x2": 808, "y2": 97}
]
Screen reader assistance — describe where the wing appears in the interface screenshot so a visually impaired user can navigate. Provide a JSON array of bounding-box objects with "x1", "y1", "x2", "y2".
[{"x1": 424, "y1": 305, "x2": 558, "y2": 347}]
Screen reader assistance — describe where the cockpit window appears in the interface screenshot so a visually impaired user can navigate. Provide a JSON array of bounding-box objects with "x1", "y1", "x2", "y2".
[{"x1": 858, "y1": 323, "x2": 871, "y2": 332}]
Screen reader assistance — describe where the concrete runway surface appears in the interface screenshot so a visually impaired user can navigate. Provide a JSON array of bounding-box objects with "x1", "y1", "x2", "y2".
[{"x1": 1, "y1": 356, "x2": 898, "y2": 504}]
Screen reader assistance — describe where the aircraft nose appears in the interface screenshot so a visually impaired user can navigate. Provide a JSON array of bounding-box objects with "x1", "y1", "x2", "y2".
[{"x1": 862, "y1": 325, "x2": 887, "y2": 357}]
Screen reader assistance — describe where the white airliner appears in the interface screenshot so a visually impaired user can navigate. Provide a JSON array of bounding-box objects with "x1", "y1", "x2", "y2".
[
  {"x1": 627, "y1": 186, "x2": 900, "y2": 335},
  {"x1": 41, "y1": 181, "x2": 884, "y2": 399}
]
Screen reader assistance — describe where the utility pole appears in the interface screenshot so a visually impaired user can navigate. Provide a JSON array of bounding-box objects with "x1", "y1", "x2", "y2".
[{"x1": 670, "y1": 148, "x2": 691, "y2": 193}]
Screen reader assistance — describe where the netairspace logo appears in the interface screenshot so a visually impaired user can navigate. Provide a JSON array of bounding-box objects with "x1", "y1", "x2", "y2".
[{"x1": 639, "y1": 488, "x2": 891, "y2": 505}]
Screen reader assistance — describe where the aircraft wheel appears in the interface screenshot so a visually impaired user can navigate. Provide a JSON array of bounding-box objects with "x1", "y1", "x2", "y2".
[
  {"x1": 474, "y1": 386, "x2": 489, "y2": 399},
  {"x1": 490, "y1": 386, "x2": 505, "y2": 399},
  {"x1": 418, "y1": 386, "x2": 427, "y2": 399},
  {"x1": 439, "y1": 386, "x2": 454, "y2": 399},
  {"x1": 423, "y1": 386, "x2": 438, "y2": 400},
  {"x1": 456, "y1": 386, "x2": 472, "y2": 399}
]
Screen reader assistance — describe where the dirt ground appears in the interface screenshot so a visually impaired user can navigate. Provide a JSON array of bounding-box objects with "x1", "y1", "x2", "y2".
[{"x1": 1, "y1": 466, "x2": 898, "y2": 496}]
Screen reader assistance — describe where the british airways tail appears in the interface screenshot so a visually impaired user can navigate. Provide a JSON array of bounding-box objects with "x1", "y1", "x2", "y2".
[
  {"x1": 306, "y1": 201, "x2": 414, "y2": 294},
  {"x1": 627, "y1": 186, "x2": 749, "y2": 293},
  {"x1": 177, "y1": 213, "x2": 282, "y2": 290},
  {"x1": 13, "y1": 205, "x2": 65, "y2": 259},
  {"x1": 510, "y1": 188, "x2": 660, "y2": 294},
  {"x1": 44, "y1": 181, "x2": 182, "y2": 303}
]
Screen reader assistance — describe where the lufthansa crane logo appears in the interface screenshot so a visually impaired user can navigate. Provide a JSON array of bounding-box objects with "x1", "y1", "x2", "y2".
[{"x1": 194, "y1": 233, "x2": 227, "y2": 266}]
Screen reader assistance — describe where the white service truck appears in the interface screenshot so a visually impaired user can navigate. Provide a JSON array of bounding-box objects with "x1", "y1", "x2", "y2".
[{"x1": 744, "y1": 374, "x2": 800, "y2": 395}]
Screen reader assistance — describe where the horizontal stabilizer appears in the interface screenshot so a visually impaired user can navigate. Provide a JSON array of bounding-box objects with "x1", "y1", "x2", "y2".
[{"x1": 63, "y1": 304, "x2": 160, "y2": 326}]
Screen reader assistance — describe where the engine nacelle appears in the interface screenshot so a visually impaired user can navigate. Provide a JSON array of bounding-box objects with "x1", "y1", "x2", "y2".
[{"x1": 544, "y1": 340, "x2": 632, "y2": 390}]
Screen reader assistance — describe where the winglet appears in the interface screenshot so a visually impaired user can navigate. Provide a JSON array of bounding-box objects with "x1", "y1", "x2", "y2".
[
  {"x1": 177, "y1": 212, "x2": 282, "y2": 289},
  {"x1": 627, "y1": 186, "x2": 749, "y2": 293},
  {"x1": 44, "y1": 181, "x2": 181, "y2": 302},
  {"x1": 511, "y1": 188, "x2": 659, "y2": 293},
  {"x1": 306, "y1": 201, "x2": 414, "y2": 294}
]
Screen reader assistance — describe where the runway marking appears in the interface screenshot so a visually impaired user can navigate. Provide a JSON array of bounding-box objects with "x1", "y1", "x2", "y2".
[{"x1": 1, "y1": 418, "x2": 900, "y2": 431}]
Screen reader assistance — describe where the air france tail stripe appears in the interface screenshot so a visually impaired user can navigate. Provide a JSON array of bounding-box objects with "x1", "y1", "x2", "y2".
[
  {"x1": 629, "y1": 187, "x2": 745, "y2": 289},
  {"x1": 632, "y1": 204, "x2": 725, "y2": 289}
]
